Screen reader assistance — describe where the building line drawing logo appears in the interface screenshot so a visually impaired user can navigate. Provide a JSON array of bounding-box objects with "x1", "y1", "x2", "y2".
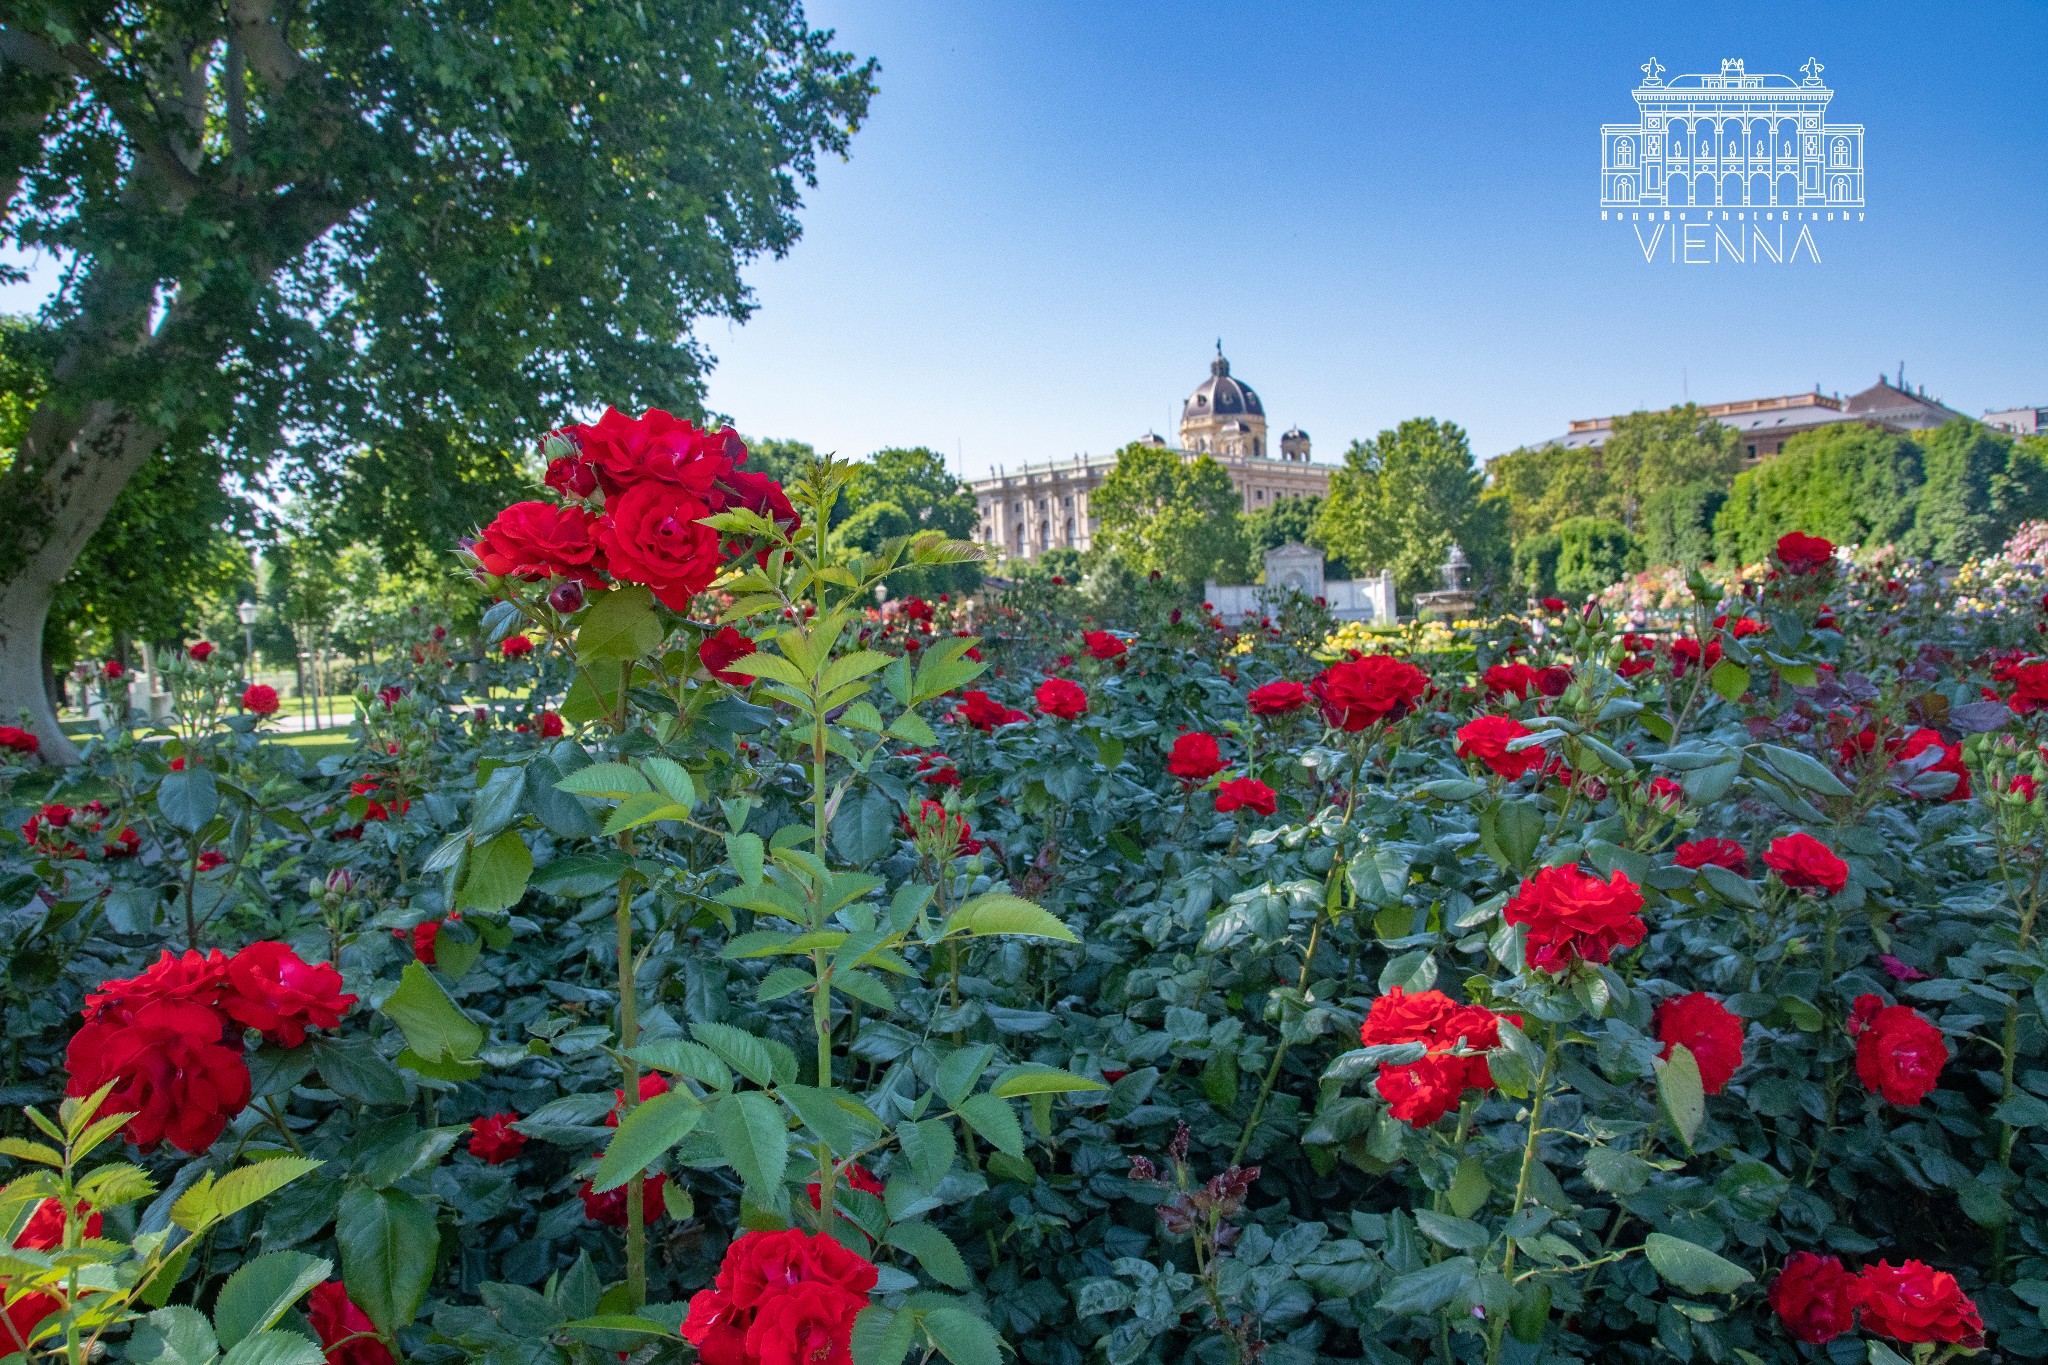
[{"x1": 1599, "y1": 57, "x2": 1864, "y2": 264}]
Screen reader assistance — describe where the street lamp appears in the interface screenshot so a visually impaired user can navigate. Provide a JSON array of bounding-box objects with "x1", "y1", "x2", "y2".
[{"x1": 236, "y1": 599, "x2": 259, "y2": 679}]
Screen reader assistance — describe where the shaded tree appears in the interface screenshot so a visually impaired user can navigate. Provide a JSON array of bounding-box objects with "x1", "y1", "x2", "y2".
[
  {"x1": 1907, "y1": 419, "x2": 2048, "y2": 564},
  {"x1": 1553, "y1": 517, "x2": 1639, "y2": 597},
  {"x1": 843, "y1": 447, "x2": 980, "y2": 596},
  {"x1": 0, "y1": 2, "x2": 876, "y2": 756},
  {"x1": 1713, "y1": 424, "x2": 1923, "y2": 565},
  {"x1": 1091, "y1": 442, "x2": 1247, "y2": 588},
  {"x1": 1243, "y1": 494, "x2": 1347, "y2": 578},
  {"x1": 1316, "y1": 418, "x2": 1501, "y2": 600}
]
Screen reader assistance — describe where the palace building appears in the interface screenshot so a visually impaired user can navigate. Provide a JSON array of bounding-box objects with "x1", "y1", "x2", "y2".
[
  {"x1": 1601, "y1": 57, "x2": 1863, "y2": 210},
  {"x1": 971, "y1": 348, "x2": 1332, "y2": 562},
  {"x1": 1543, "y1": 375, "x2": 1966, "y2": 462}
]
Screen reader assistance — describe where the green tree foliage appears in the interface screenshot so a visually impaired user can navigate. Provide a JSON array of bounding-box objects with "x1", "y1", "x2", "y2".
[
  {"x1": 0, "y1": 1, "x2": 877, "y2": 749},
  {"x1": 1602, "y1": 404, "x2": 1743, "y2": 528},
  {"x1": 1906, "y1": 420, "x2": 2048, "y2": 563},
  {"x1": 743, "y1": 438, "x2": 822, "y2": 490},
  {"x1": 1316, "y1": 418, "x2": 1504, "y2": 599},
  {"x1": 1243, "y1": 494, "x2": 1348, "y2": 578},
  {"x1": 1713, "y1": 424, "x2": 1924, "y2": 565},
  {"x1": 1512, "y1": 531, "x2": 1562, "y2": 597},
  {"x1": 1553, "y1": 516, "x2": 1640, "y2": 597},
  {"x1": 838, "y1": 447, "x2": 981, "y2": 596},
  {"x1": 1483, "y1": 443, "x2": 1605, "y2": 545},
  {"x1": 1639, "y1": 482, "x2": 1727, "y2": 569},
  {"x1": 1091, "y1": 442, "x2": 1248, "y2": 588}
]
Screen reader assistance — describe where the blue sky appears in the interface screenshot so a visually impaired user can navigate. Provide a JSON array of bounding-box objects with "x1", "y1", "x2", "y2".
[{"x1": 6, "y1": 1, "x2": 2044, "y2": 476}]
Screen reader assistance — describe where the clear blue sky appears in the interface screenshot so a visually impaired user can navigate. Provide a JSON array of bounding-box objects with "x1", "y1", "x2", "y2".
[{"x1": 6, "y1": 1, "x2": 2044, "y2": 476}]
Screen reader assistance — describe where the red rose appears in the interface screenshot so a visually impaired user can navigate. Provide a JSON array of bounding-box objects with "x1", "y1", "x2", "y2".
[
  {"x1": 608, "y1": 1071, "x2": 673, "y2": 1126},
  {"x1": 958, "y1": 690, "x2": 1026, "y2": 731},
  {"x1": 1654, "y1": 992, "x2": 1745, "y2": 1094},
  {"x1": 1360, "y1": 987, "x2": 1510, "y2": 1127},
  {"x1": 1310, "y1": 656, "x2": 1428, "y2": 731},
  {"x1": 1481, "y1": 663, "x2": 1541, "y2": 700},
  {"x1": 65, "y1": 999, "x2": 251, "y2": 1152},
  {"x1": 0, "y1": 725, "x2": 39, "y2": 754},
  {"x1": 241, "y1": 684, "x2": 280, "y2": 716},
  {"x1": 187, "y1": 641, "x2": 215, "y2": 661},
  {"x1": 472, "y1": 501, "x2": 607, "y2": 587},
  {"x1": 1539, "y1": 597, "x2": 1566, "y2": 612},
  {"x1": 2008, "y1": 773, "x2": 2038, "y2": 802},
  {"x1": 1502, "y1": 865, "x2": 1647, "y2": 972},
  {"x1": 221, "y1": 942, "x2": 356, "y2": 1048},
  {"x1": 1035, "y1": 677, "x2": 1088, "y2": 719},
  {"x1": 579, "y1": 1172, "x2": 668, "y2": 1225},
  {"x1": 1892, "y1": 727, "x2": 1969, "y2": 802},
  {"x1": 806, "y1": 1162, "x2": 885, "y2": 1210},
  {"x1": 1762, "y1": 833, "x2": 1848, "y2": 894},
  {"x1": 1534, "y1": 665, "x2": 1572, "y2": 697},
  {"x1": 84, "y1": 949, "x2": 233, "y2": 1021},
  {"x1": 499, "y1": 634, "x2": 534, "y2": 659},
  {"x1": 1847, "y1": 994, "x2": 1946, "y2": 1106},
  {"x1": 1667, "y1": 637, "x2": 1722, "y2": 678},
  {"x1": 700, "y1": 626, "x2": 760, "y2": 685},
  {"x1": 1167, "y1": 732, "x2": 1226, "y2": 782},
  {"x1": 1214, "y1": 777, "x2": 1277, "y2": 816},
  {"x1": 597, "y1": 482, "x2": 724, "y2": 611},
  {"x1": 1456, "y1": 715, "x2": 1542, "y2": 781},
  {"x1": 562, "y1": 406, "x2": 736, "y2": 497},
  {"x1": 1081, "y1": 630, "x2": 1127, "y2": 661},
  {"x1": 744, "y1": 1279, "x2": 866, "y2": 1365},
  {"x1": 706, "y1": 465, "x2": 803, "y2": 555},
  {"x1": 1645, "y1": 777, "x2": 1686, "y2": 811},
  {"x1": 1775, "y1": 532, "x2": 1836, "y2": 575},
  {"x1": 103, "y1": 659, "x2": 126, "y2": 679},
  {"x1": 544, "y1": 453, "x2": 599, "y2": 499},
  {"x1": 1246, "y1": 680, "x2": 1307, "y2": 715},
  {"x1": 682, "y1": 1228, "x2": 878, "y2": 1364},
  {"x1": 1856, "y1": 1260, "x2": 1982, "y2": 1345},
  {"x1": 1674, "y1": 839, "x2": 1748, "y2": 874},
  {"x1": 196, "y1": 851, "x2": 228, "y2": 873},
  {"x1": 2008, "y1": 660, "x2": 2048, "y2": 713},
  {"x1": 899, "y1": 597, "x2": 935, "y2": 623},
  {"x1": 16, "y1": 1198, "x2": 103, "y2": 1249},
  {"x1": 1768, "y1": 1252, "x2": 1860, "y2": 1344},
  {"x1": 467, "y1": 1112, "x2": 528, "y2": 1165},
  {"x1": 539, "y1": 710, "x2": 564, "y2": 737},
  {"x1": 306, "y1": 1281, "x2": 396, "y2": 1365},
  {"x1": 396, "y1": 920, "x2": 441, "y2": 965},
  {"x1": 902, "y1": 800, "x2": 981, "y2": 857}
]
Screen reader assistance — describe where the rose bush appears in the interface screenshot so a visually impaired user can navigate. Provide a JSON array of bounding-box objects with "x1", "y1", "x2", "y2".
[{"x1": 4, "y1": 419, "x2": 2048, "y2": 1365}]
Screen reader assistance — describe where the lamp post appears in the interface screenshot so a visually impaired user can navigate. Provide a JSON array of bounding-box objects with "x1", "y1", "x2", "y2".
[{"x1": 236, "y1": 599, "x2": 259, "y2": 681}]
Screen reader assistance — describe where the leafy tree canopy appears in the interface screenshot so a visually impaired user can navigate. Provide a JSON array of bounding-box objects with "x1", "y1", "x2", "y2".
[
  {"x1": 1244, "y1": 494, "x2": 1347, "y2": 578},
  {"x1": 1483, "y1": 404, "x2": 1741, "y2": 546},
  {"x1": 1316, "y1": 418, "x2": 1504, "y2": 600},
  {"x1": 1090, "y1": 442, "x2": 1247, "y2": 589},
  {"x1": 1713, "y1": 423, "x2": 1923, "y2": 565}
]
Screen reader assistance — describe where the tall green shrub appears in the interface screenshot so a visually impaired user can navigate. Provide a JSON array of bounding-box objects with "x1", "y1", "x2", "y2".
[
  {"x1": 1713, "y1": 423, "x2": 1923, "y2": 564},
  {"x1": 1553, "y1": 516, "x2": 1638, "y2": 596},
  {"x1": 1640, "y1": 481, "x2": 1727, "y2": 568}
]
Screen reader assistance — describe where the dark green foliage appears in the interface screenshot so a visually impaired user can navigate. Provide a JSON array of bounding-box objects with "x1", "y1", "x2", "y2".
[
  {"x1": 1714, "y1": 424, "x2": 1924, "y2": 565},
  {"x1": 1639, "y1": 481, "x2": 1727, "y2": 569},
  {"x1": 1908, "y1": 420, "x2": 2048, "y2": 564},
  {"x1": 1512, "y1": 531, "x2": 1562, "y2": 597},
  {"x1": 1316, "y1": 418, "x2": 1505, "y2": 601},
  {"x1": 841, "y1": 447, "x2": 982, "y2": 597},
  {"x1": 1091, "y1": 442, "x2": 1248, "y2": 589},
  {"x1": 1244, "y1": 495, "x2": 1348, "y2": 578},
  {"x1": 1552, "y1": 516, "x2": 1639, "y2": 596}
]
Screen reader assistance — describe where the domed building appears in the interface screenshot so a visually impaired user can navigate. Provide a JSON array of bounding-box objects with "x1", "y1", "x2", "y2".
[{"x1": 971, "y1": 346, "x2": 1332, "y2": 562}]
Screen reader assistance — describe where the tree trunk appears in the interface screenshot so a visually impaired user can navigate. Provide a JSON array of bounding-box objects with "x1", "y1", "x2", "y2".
[{"x1": 0, "y1": 402, "x2": 168, "y2": 762}]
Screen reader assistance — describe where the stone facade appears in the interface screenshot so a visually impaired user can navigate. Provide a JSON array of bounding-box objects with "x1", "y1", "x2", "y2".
[{"x1": 972, "y1": 349, "x2": 1334, "y2": 562}]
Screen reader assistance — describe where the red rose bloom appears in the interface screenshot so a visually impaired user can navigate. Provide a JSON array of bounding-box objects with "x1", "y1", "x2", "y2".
[
  {"x1": 65, "y1": 999, "x2": 251, "y2": 1152},
  {"x1": 958, "y1": 690, "x2": 1026, "y2": 731},
  {"x1": 16, "y1": 1198, "x2": 103, "y2": 1249},
  {"x1": 902, "y1": 800, "x2": 982, "y2": 856},
  {"x1": 543, "y1": 453, "x2": 599, "y2": 499},
  {"x1": 1214, "y1": 777, "x2": 1277, "y2": 816},
  {"x1": 608, "y1": 1070, "x2": 673, "y2": 1126},
  {"x1": 562, "y1": 406, "x2": 736, "y2": 497},
  {"x1": 187, "y1": 641, "x2": 214, "y2": 661},
  {"x1": 2008, "y1": 660, "x2": 2048, "y2": 713},
  {"x1": 1081, "y1": 630, "x2": 1127, "y2": 661},
  {"x1": 597, "y1": 482, "x2": 724, "y2": 611},
  {"x1": 1167, "y1": 732, "x2": 1226, "y2": 782},
  {"x1": 103, "y1": 659, "x2": 126, "y2": 679},
  {"x1": 84, "y1": 948, "x2": 232, "y2": 1020},
  {"x1": 1847, "y1": 995, "x2": 1946, "y2": 1106},
  {"x1": 806, "y1": 1162, "x2": 885, "y2": 1210},
  {"x1": 1539, "y1": 597, "x2": 1566, "y2": 612},
  {"x1": 306, "y1": 1281, "x2": 397, "y2": 1365},
  {"x1": 472, "y1": 501, "x2": 607, "y2": 587},
  {"x1": 196, "y1": 851, "x2": 228, "y2": 873},
  {"x1": 1856, "y1": 1260, "x2": 1983, "y2": 1346},
  {"x1": 0, "y1": 724, "x2": 39, "y2": 754},
  {"x1": 241, "y1": 684, "x2": 280, "y2": 716},
  {"x1": 1035, "y1": 677, "x2": 1088, "y2": 719},
  {"x1": 1762, "y1": 833, "x2": 1849, "y2": 894},
  {"x1": 2008, "y1": 773, "x2": 2039, "y2": 802},
  {"x1": 1502, "y1": 866, "x2": 1647, "y2": 972},
  {"x1": 681, "y1": 1228, "x2": 877, "y2": 1365},
  {"x1": 1775, "y1": 532, "x2": 1836, "y2": 575},
  {"x1": 1310, "y1": 656, "x2": 1428, "y2": 731},
  {"x1": 1359, "y1": 987, "x2": 1511, "y2": 1127},
  {"x1": 579, "y1": 1172, "x2": 668, "y2": 1226},
  {"x1": 539, "y1": 710, "x2": 564, "y2": 737},
  {"x1": 1893, "y1": 727, "x2": 1969, "y2": 802},
  {"x1": 1456, "y1": 715, "x2": 1542, "y2": 781},
  {"x1": 1482, "y1": 663, "x2": 1541, "y2": 700},
  {"x1": 467, "y1": 1113, "x2": 528, "y2": 1164},
  {"x1": 1534, "y1": 665, "x2": 1572, "y2": 697},
  {"x1": 222, "y1": 942, "x2": 357, "y2": 1048},
  {"x1": 1654, "y1": 993, "x2": 1745, "y2": 1094},
  {"x1": 1246, "y1": 680, "x2": 1307, "y2": 715},
  {"x1": 700, "y1": 627, "x2": 760, "y2": 685},
  {"x1": 1768, "y1": 1252, "x2": 1860, "y2": 1344},
  {"x1": 1645, "y1": 777, "x2": 1686, "y2": 811},
  {"x1": 499, "y1": 634, "x2": 534, "y2": 659},
  {"x1": 1674, "y1": 839, "x2": 1748, "y2": 874},
  {"x1": 396, "y1": 919, "x2": 441, "y2": 965}
]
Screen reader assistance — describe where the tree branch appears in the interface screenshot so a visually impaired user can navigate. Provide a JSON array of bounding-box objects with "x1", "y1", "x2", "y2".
[{"x1": 226, "y1": 0, "x2": 304, "y2": 85}]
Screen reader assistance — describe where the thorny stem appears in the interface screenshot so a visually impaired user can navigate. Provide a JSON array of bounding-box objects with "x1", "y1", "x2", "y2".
[
  {"x1": 1989, "y1": 838, "x2": 2045, "y2": 1274},
  {"x1": 1231, "y1": 913, "x2": 1323, "y2": 1166},
  {"x1": 1489, "y1": 1032, "x2": 1558, "y2": 1365},
  {"x1": 614, "y1": 828, "x2": 646, "y2": 1307}
]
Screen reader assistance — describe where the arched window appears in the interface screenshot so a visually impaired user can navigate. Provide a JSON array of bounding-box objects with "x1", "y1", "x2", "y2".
[
  {"x1": 1615, "y1": 140, "x2": 1635, "y2": 168},
  {"x1": 1830, "y1": 138, "x2": 1850, "y2": 167}
]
